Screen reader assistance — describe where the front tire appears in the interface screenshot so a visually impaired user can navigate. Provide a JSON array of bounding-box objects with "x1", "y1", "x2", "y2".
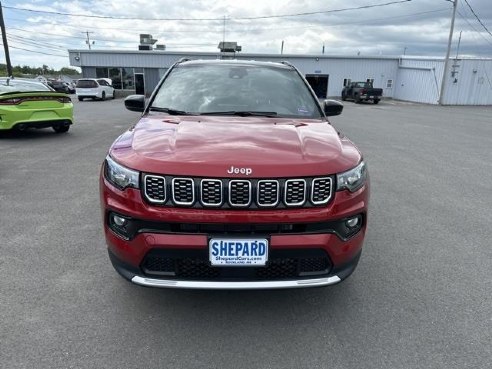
[
  {"x1": 78, "y1": 97, "x2": 83, "y2": 101},
  {"x1": 373, "y1": 99, "x2": 380, "y2": 104},
  {"x1": 355, "y1": 94, "x2": 361, "y2": 104},
  {"x1": 101, "y1": 92, "x2": 106, "y2": 101},
  {"x1": 341, "y1": 93, "x2": 347, "y2": 101}
]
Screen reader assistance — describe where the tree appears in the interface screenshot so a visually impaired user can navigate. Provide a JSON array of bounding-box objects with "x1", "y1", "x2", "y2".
[
  {"x1": 60, "y1": 67, "x2": 79, "y2": 75},
  {"x1": 0, "y1": 64, "x2": 81, "y2": 77}
]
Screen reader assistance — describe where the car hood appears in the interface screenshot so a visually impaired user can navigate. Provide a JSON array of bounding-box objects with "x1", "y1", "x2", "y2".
[{"x1": 110, "y1": 114, "x2": 362, "y2": 177}]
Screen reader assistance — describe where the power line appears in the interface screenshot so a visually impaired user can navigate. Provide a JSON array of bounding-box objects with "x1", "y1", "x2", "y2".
[
  {"x1": 6, "y1": 8, "x2": 448, "y2": 38},
  {"x1": 456, "y1": 9, "x2": 492, "y2": 47},
  {"x1": 8, "y1": 37, "x2": 66, "y2": 52},
  {"x1": 462, "y1": 0, "x2": 492, "y2": 38},
  {"x1": 7, "y1": 45, "x2": 67, "y2": 57},
  {"x1": 2, "y1": 1, "x2": 413, "y2": 21},
  {"x1": 236, "y1": 0, "x2": 414, "y2": 20},
  {"x1": 10, "y1": 27, "x2": 217, "y2": 45},
  {"x1": 7, "y1": 34, "x2": 68, "y2": 50}
]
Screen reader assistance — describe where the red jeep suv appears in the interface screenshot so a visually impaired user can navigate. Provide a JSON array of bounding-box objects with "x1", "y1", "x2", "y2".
[{"x1": 100, "y1": 59, "x2": 369, "y2": 289}]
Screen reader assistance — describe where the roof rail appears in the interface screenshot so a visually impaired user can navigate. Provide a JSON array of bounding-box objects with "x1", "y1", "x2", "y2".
[{"x1": 280, "y1": 61, "x2": 296, "y2": 68}]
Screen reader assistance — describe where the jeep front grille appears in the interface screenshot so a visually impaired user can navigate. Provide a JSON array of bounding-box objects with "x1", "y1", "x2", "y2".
[
  {"x1": 311, "y1": 177, "x2": 333, "y2": 204},
  {"x1": 229, "y1": 180, "x2": 251, "y2": 207},
  {"x1": 257, "y1": 180, "x2": 280, "y2": 207},
  {"x1": 144, "y1": 175, "x2": 166, "y2": 203},
  {"x1": 200, "y1": 179, "x2": 223, "y2": 206},
  {"x1": 284, "y1": 179, "x2": 306, "y2": 206},
  {"x1": 172, "y1": 178, "x2": 194, "y2": 205},
  {"x1": 143, "y1": 175, "x2": 334, "y2": 209}
]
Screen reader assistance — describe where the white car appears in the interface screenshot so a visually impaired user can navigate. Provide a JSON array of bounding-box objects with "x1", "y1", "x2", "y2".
[{"x1": 76, "y1": 78, "x2": 115, "y2": 101}]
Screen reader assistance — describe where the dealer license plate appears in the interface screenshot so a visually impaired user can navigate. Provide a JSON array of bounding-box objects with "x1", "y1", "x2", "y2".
[{"x1": 209, "y1": 238, "x2": 268, "y2": 266}]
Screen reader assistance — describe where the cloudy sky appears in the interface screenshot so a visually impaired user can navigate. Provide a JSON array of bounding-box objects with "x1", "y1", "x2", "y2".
[{"x1": 2, "y1": 0, "x2": 492, "y2": 70}]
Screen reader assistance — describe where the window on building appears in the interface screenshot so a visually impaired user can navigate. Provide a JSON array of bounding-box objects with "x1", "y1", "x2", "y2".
[
  {"x1": 343, "y1": 78, "x2": 351, "y2": 87},
  {"x1": 122, "y1": 67, "x2": 134, "y2": 89},
  {"x1": 109, "y1": 68, "x2": 122, "y2": 89},
  {"x1": 386, "y1": 79, "x2": 393, "y2": 88},
  {"x1": 96, "y1": 68, "x2": 109, "y2": 78}
]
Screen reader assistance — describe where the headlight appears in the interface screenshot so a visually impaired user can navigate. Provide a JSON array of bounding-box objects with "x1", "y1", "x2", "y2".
[
  {"x1": 104, "y1": 155, "x2": 140, "y2": 190},
  {"x1": 337, "y1": 161, "x2": 367, "y2": 192}
]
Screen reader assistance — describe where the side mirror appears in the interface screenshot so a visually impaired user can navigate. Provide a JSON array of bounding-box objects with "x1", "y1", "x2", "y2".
[
  {"x1": 124, "y1": 95, "x2": 145, "y2": 112},
  {"x1": 323, "y1": 99, "x2": 344, "y2": 116}
]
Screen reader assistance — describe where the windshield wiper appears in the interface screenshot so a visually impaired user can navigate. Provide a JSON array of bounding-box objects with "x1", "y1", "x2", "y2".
[
  {"x1": 199, "y1": 111, "x2": 278, "y2": 117},
  {"x1": 149, "y1": 107, "x2": 193, "y2": 115}
]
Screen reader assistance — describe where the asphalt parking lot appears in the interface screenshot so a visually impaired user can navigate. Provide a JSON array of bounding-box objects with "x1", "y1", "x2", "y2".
[{"x1": 1, "y1": 98, "x2": 491, "y2": 369}]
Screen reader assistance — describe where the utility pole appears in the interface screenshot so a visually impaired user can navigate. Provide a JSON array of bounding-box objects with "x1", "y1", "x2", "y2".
[
  {"x1": 439, "y1": 0, "x2": 458, "y2": 105},
  {"x1": 222, "y1": 16, "x2": 226, "y2": 44},
  {"x1": 82, "y1": 31, "x2": 94, "y2": 50},
  {"x1": 0, "y1": 2, "x2": 13, "y2": 77},
  {"x1": 455, "y1": 30, "x2": 462, "y2": 60}
]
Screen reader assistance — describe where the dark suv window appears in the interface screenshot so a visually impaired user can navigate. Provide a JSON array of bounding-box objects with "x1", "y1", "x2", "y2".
[
  {"x1": 77, "y1": 80, "x2": 98, "y2": 88},
  {"x1": 151, "y1": 63, "x2": 322, "y2": 118}
]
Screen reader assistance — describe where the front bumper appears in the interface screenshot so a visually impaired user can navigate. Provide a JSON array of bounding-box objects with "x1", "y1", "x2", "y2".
[
  {"x1": 101, "y1": 176, "x2": 369, "y2": 289},
  {"x1": 109, "y1": 248, "x2": 361, "y2": 289},
  {"x1": 132, "y1": 276, "x2": 342, "y2": 289}
]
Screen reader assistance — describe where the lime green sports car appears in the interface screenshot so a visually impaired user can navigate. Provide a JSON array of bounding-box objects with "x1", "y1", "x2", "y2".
[{"x1": 0, "y1": 78, "x2": 73, "y2": 133}]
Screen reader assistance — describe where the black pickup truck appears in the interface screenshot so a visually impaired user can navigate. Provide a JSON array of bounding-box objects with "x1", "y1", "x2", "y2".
[{"x1": 342, "y1": 82, "x2": 383, "y2": 104}]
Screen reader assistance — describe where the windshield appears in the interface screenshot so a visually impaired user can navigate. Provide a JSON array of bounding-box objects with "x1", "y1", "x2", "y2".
[
  {"x1": 77, "y1": 80, "x2": 98, "y2": 88},
  {"x1": 151, "y1": 64, "x2": 322, "y2": 118},
  {"x1": 0, "y1": 80, "x2": 51, "y2": 94},
  {"x1": 354, "y1": 82, "x2": 373, "y2": 88}
]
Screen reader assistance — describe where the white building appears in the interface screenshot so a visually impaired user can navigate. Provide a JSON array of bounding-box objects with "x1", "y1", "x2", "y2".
[{"x1": 68, "y1": 49, "x2": 492, "y2": 105}]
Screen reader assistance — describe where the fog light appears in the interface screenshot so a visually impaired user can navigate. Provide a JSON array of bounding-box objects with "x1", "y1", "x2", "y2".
[
  {"x1": 346, "y1": 217, "x2": 360, "y2": 228},
  {"x1": 113, "y1": 214, "x2": 127, "y2": 227}
]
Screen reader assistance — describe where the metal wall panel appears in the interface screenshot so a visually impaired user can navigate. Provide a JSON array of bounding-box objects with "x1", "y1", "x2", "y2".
[
  {"x1": 442, "y1": 59, "x2": 492, "y2": 105},
  {"x1": 82, "y1": 67, "x2": 96, "y2": 78},
  {"x1": 143, "y1": 68, "x2": 161, "y2": 96},
  {"x1": 235, "y1": 56, "x2": 398, "y2": 98},
  {"x1": 69, "y1": 50, "x2": 492, "y2": 105},
  {"x1": 394, "y1": 58, "x2": 444, "y2": 104}
]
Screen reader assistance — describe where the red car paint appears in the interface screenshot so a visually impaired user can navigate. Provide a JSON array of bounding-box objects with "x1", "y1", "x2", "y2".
[{"x1": 100, "y1": 60, "x2": 369, "y2": 289}]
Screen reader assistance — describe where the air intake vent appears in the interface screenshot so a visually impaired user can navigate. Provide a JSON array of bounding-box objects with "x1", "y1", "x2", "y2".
[
  {"x1": 311, "y1": 177, "x2": 333, "y2": 204},
  {"x1": 229, "y1": 180, "x2": 251, "y2": 207},
  {"x1": 257, "y1": 180, "x2": 279, "y2": 207},
  {"x1": 284, "y1": 179, "x2": 306, "y2": 206},
  {"x1": 144, "y1": 175, "x2": 166, "y2": 203},
  {"x1": 201, "y1": 179, "x2": 223, "y2": 206},
  {"x1": 172, "y1": 178, "x2": 195, "y2": 205}
]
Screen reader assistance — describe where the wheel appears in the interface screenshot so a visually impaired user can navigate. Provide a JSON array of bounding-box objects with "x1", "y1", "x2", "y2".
[
  {"x1": 53, "y1": 125, "x2": 70, "y2": 133},
  {"x1": 355, "y1": 94, "x2": 361, "y2": 104},
  {"x1": 112, "y1": 90, "x2": 116, "y2": 99},
  {"x1": 78, "y1": 97, "x2": 83, "y2": 101},
  {"x1": 341, "y1": 93, "x2": 347, "y2": 101},
  {"x1": 101, "y1": 91, "x2": 106, "y2": 101},
  {"x1": 373, "y1": 99, "x2": 380, "y2": 104}
]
